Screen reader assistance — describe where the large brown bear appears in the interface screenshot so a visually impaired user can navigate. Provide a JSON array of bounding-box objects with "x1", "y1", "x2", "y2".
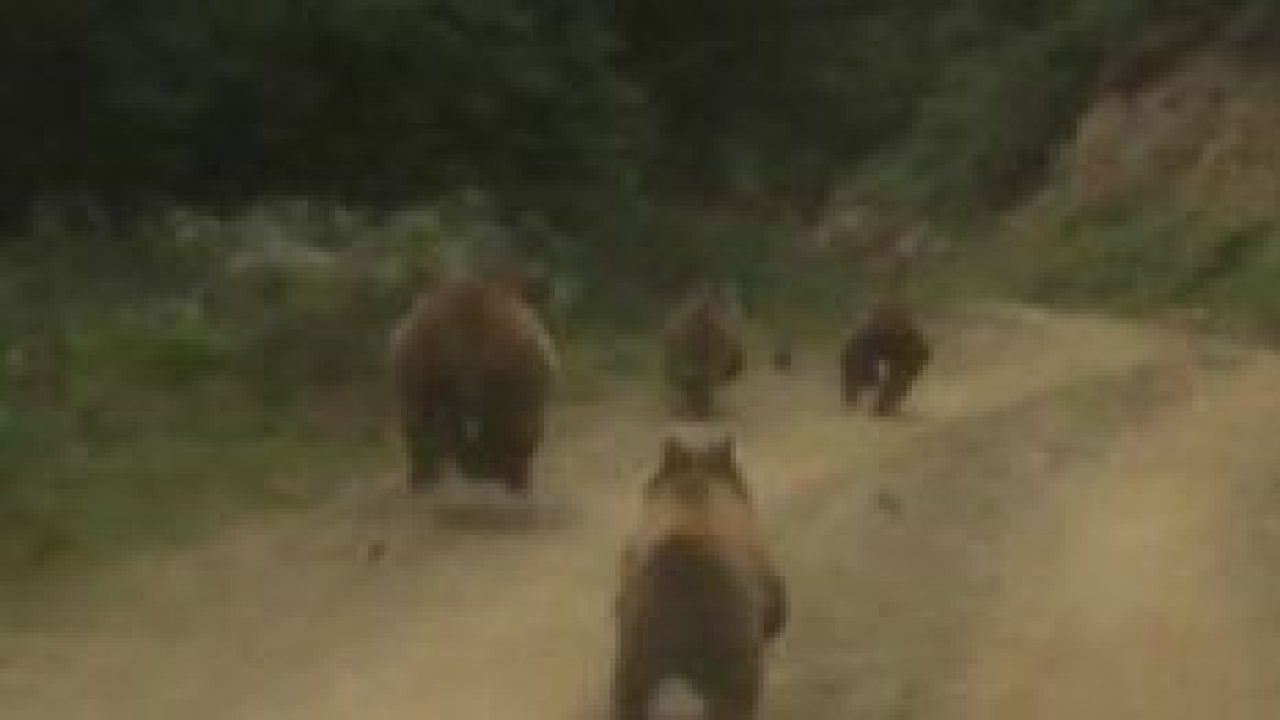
[
  {"x1": 390, "y1": 266, "x2": 557, "y2": 494},
  {"x1": 612, "y1": 435, "x2": 786, "y2": 720},
  {"x1": 841, "y1": 300, "x2": 929, "y2": 417},
  {"x1": 661, "y1": 283, "x2": 745, "y2": 418}
]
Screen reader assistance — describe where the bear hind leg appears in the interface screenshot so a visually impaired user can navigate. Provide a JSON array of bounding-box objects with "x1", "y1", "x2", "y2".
[
  {"x1": 403, "y1": 411, "x2": 441, "y2": 492},
  {"x1": 611, "y1": 652, "x2": 658, "y2": 720},
  {"x1": 762, "y1": 569, "x2": 788, "y2": 642},
  {"x1": 484, "y1": 409, "x2": 543, "y2": 495},
  {"x1": 404, "y1": 403, "x2": 462, "y2": 492},
  {"x1": 874, "y1": 354, "x2": 924, "y2": 417},
  {"x1": 842, "y1": 342, "x2": 879, "y2": 408},
  {"x1": 701, "y1": 659, "x2": 762, "y2": 720}
]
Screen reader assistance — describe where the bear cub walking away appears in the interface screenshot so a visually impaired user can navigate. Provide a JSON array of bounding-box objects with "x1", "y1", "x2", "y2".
[
  {"x1": 841, "y1": 300, "x2": 929, "y2": 417},
  {"x1": 390, "y1": 265, "x2": 557, "y2": 494},
  {"x1": 613, "y1": 435, "x2": 786, "y2": 720},
  {"x1": 662, "y1": 282, "x2": 745, "y2": 419}
]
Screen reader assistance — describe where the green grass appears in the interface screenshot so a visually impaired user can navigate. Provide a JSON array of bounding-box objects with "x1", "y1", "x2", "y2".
[
  {"x1": 3, "y1": 416, "x2": 387, "y2": 562},
  {"x1": 0, "y1": 216, "x2": 423, "y2": 590},
  {"x1": 0, "y1": 349, "x2": 392, "y2": 587},
  {"x1": 912, "y1": 194, "x2": 1280, "y2": 342}
]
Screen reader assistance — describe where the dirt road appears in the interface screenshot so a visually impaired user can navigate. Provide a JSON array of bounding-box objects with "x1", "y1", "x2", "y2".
[{"x1": 3, "y1": 306, "x2": 1280, "y2": 719}]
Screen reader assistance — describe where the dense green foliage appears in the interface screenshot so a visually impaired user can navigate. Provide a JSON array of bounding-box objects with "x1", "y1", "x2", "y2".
[{"x1": 4, "y1": 0, "x2": 1273, "y2": 230}]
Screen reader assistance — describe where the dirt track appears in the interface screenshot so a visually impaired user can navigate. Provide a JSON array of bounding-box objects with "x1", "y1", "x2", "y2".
[{"x1": 3, "y1": 306, "x2": 1280, "y2": 719}]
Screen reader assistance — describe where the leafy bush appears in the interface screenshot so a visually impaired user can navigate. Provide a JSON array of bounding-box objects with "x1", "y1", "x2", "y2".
[{"x1": 0, "y1": 205, "x2": 453, "y2": 580}]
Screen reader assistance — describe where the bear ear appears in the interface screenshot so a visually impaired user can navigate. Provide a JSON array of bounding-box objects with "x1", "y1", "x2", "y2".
[{"x1": 659, "y1": 436, "x2": 694, "y2": 474}]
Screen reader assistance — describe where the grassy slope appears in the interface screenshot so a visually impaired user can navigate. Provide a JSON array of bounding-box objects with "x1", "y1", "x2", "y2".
[
  {"x1": 0, "y1": 218, "x2": 430, "y2": 589},
  {"x1": 919, "y1": 47, "x2": 1280, "y2": 340}
]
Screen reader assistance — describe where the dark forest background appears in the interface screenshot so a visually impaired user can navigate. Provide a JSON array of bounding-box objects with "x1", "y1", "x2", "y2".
[{"x1": 5, "y1": 1, "x2": 1275, "y2": 227}]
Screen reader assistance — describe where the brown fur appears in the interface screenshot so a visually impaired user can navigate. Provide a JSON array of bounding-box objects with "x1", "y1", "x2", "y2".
[
  {"x1": 390, "y1": 272, "x2": 557, "y2": 493},
  {"x1": 662, "y1": 284, "x2": 745, "y2": 418},
  {"x1": 613, "y1": 437, "x2": 785, "y2": 720},
  {"x1": 841, "y1": 301, "x2": 929, "y2": 416}
]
